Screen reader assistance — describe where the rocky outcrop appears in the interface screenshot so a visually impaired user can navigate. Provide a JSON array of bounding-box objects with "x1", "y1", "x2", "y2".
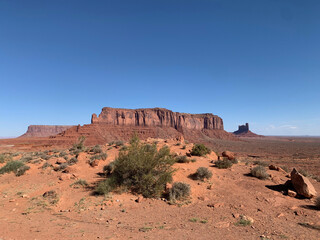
[
  {"x1": 91, "y1": 107, "x2": 224, "y2": 131},
  {"x1": 20, "y1": 125, "x2": 75, "y2": 138},
  {"x1": 233, "y1": 123, "x2": 261, "y2": 137},
  {"x1": 290, "y1": 168, "x2": 317, "y2": 198}
]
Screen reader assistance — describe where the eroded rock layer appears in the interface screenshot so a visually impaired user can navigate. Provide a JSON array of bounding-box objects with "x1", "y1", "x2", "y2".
[{"x1": 20, "y1": 125, "x2": 75, "y2": 138}]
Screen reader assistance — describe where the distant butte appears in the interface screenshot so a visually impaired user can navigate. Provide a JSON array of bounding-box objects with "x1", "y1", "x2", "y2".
[
  {"x1": 233, "y1": 123, "x2": 261, "y2": 137},
  {"x1": 20, "y1": 125, "x2": 75, "y2": 138}
]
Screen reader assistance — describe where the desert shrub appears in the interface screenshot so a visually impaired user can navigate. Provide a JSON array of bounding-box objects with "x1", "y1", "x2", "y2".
[
  {"x1": 90, "y1": 145, "x2": 102, "y2": 154},
  {"x1": 190, "y1": 144, "x2": 211, "y2": 156},
  {"x1": 181, "y1": 145, "x2": 186, "y2": 150},
  {"x1": 43, "y1": 190, "x2": 59, "y2": 205},
  {"x1": 215, "y1": 159, "x2": 233, "y2": 169},
  {"x1": 175, "y1": 155, "x2": 190, "y2": 163},
  {"x1": 169, "y1": 182, "x2": 190, "y2": 201},
  {"x1": 114, "y1": 140, "x2": 124, "y2": 147},
  {"x1": 70, "y1": 179, "x2": 88, "y2": 188},
  {"x1": 253, "y1": 160, "x2": 268, "y2": 167},
  {"x1": 20, "y1": 155, "x2": 33, "y2": 163},
  {"x1": 95, "y1": 178, "x2": 117, "y2": 195},
  {"x1": 251, "y1": 165, "x2": 269, "y2": 180},
  {"x1": 191, "y1": 158, "x2": 197, "y2": 163},
  {"x1": 90, "y1": 153, "x2": 108, "y2": 162},
  {"x1": 280, "y1": 165, "x2": 289, "y2": 173},
  {"x1": 59, "y1": 151, "x2": 68, "y2": 157},
  {"x1": 0, "y1": 153, "x2": 13, "y2": 163},
  {"x1": 103, "y1": 162, "x2": 115, "y2": 175},
  {"x1": 54, "y1": 163, "x2": 68, "y2": 171},
  {"x1": 68, "y1": 157, "x2": 78, "y2": 166},
  {"x1": 316, "y1": 197, "x2": 320, "y2": 210},
  {"x1": 119, "y1": 145, "x2": 128, "y2": 151},
  {"x1": 298, "y1": 168, "x2": 311, "y2": 177},
  {"x1": 175, "y1": 142, "x2": 181, "y2": 146},
  {"x1": 0, "y1": 161, "x2": 26, "y2": 175},
  {"x1": 42, "y1": 162, "x2": 53, "y2": 169},
  {"x1": 95, "y1": 135, "x2": 175, "y2": 198},
  {"x1": 192, "y1": 167, "x2": 212, "y2": 180},
  {"x1": 15, "y1": 165, "x2": 30, "y2": 176},
  {"x1": 70, "y1": 136, "x2": 86, "y2": 153}
]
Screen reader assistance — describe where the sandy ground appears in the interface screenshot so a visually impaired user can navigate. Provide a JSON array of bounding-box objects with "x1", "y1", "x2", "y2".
[{"x1": 0, "y1": 138, "x2": 319, "y2": 240}]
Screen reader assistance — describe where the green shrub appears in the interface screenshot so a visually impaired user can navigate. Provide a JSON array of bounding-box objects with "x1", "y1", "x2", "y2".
[
  {"x1": 59, "y1": 151, "x2": 68, "y2": 157},
  {"x1": 215, "y1": 159, "x2": 233, "y2": 169},
  {"x1": 90, "y1": 153, "x2": 108, "y2": 162},
  {"x1": 253, "y1": 160, "x2": 268, "y2": 167},
  {"x1": 15, "y1": 165, "x2": 30, "y2": 176},
  {"x1": 0, "y1": 161, "x2": 27, "y2": 175},
  {"x1": 175, "y1": 156, "x2": 190, "y2": 163},
  {"x1": 70, "y1": 179, "x2": 88, "y2": 188},
  {"x1": 95, "y1": 135, "x2": 175, "y2": 198},
  {"x1": 190, "y1": 144, "x2": 211, "y2": 156},
  {"x1": 20, "y1": 155, "x2": 33, "y2": 163},
  {"x1": 114, "y1": 140, "x2": 124, "y2": 147},
  {"x1": 251, "y1": 165, "x2": 269, "y2": 180},
  {"x1": 169, "y1": 182, "x2": 190, "y2": 201},
  {"x1": 42, "y1": 162, "x2": 53, "y2": 169},
  {"x1": 103, "y1": 162, "x2": 115, "y2": 175},
  {"x1": 68, "y1": 157, "x2": 78, "y2": 165},
  {"x1": 316, "y1": 196, "x2": 320, "y2": 210},
  {"x1": 119, "y1": 145, "x2": 128, "y2": 151},
  {"x1": 0, "y1": 153, "x2": 13, "y2": 163},
  {"x1": 54, "y1": 163, "x2": 68, "y2": 171},
  {"x1": 70, "y1": 136, "x2": 86, "y2": 153},
  {"x1": 181, "y1": 145, "x2": 186, "y2": 150},
  {"x1": 90, "y1": 145, "x2": 102, "y2": 154},
  {"x1": 175, "y1": 142, "x2": 181, "y2": 146},
  {"x1": 191, "y1": 158, "x2": 197, "y2": 163},
  {"x1": 192, "y1": 167, "x2": 213, "y2": 180}
]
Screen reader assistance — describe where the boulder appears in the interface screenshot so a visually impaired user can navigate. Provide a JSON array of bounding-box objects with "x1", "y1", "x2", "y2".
[
  {"x1": 288, "y1": 190, "x2": 297, "y2": 198},
  {"x1": 222, "y1": 151, "x2": 235, "y2": 160},
  {"x1": 290, "y1": 168, "x2": 317, "y2": 198}
]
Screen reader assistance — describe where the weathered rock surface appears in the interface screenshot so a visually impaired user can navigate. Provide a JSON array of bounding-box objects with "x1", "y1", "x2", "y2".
[
  {"x1": 222, "y1": 151, "x2": 235, "y2": 160},
  {"x1": 233, "y1": 123, "x2": 261, "y2": 137},
  {"x1": 91, "y1": 107, "x2": 224, "y2": 131},
  {"x1": 20, "y1": 125, "x2": 75, "y2": 138},
  {"x1": 291, "y1": 168, "x2": 317, "y2": 198}
]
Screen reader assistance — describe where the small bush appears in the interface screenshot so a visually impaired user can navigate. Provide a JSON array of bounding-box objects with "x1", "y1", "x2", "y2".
[
  {"x1": 175, "y1": 156, "x2": 190, "y2": 163},
  {"x1": 281, "y1": 165, "x2": 289, "y2": 173},
  {"x1": 90, "y1": 153, "x2": 108, "y2": 162},
  {"x1": 42, "y1": 162, "x2": 53, "y2": 169},
  {"x1": 68, "y1": 157, "x2": 78, "y2": 166},
  {"x1": 235, "y1": 219, "x2": 252, "y2": 226},
  {"x1": 90, "y1": 145, "x2": 102, "y2": 154},
  {"x1": 103, "y1": 162, "x2": 115, "y2": 175},
  {"x1": 215, "y1": 159, "x2": 233, "y2": 169},
  {"x1": 95, "y1": 135, "x2": 175, "y2": 198},
  {"x1": 251, "y1": 165, "x2": 269, "y2": 180},
  {"x1": 20, "y1": 155, "x2": 33, "y2": 163},
  {"x1": 0, "y1": 161, "x2": 26, "y2": 175},
  {"x1": 59, "y1": 151, "x2": 68, "y2": 157},
  {"x1": 190, "y1": 144, "x2": 211, "y2": 156},
  {"x1": 316, "y1": 196, "x2": 320, "y2": 210},
  {"x1": 191, "y1": 158, "x2": 197, "y2": 163},
  {"x1": 54, "y1": 163, "x2": 68, "y2": 171},
  {"x1": 175, "y1": 142, "x2": 181, "y2": 146},
  {"x1": 70, "y1": 136, "x2": 86, "y2": 153},
  {"x1": 114, "y1": 141, "x2": 124, "y2": 147},
  {"x1": 192, "y1": 167, "x2": 212, "y2": 180},
  {"x1": 169, "y1": 182, "x2": 190, "y2": 201},
  {"x1": 70, "y1": 179, "x2": 88, "y2": 188},
  {"x1": 15, "y1": 165, "x2": 30, "y2": 176},
  {"x1": 298, "y1": 168, "x2": 311, "y2": 177},
  {"x1": 181, "y1": 145, "x2": 186, "y2": 150},
  {"x1": 253, "y1": 161, "x2": 268, "y2": 167},
  {"x1": 119, "y1": 145, "x2": 128, "y2": 151},
  {"x1": 0, "y1": 153, "x2": 13, "y2": 163}
]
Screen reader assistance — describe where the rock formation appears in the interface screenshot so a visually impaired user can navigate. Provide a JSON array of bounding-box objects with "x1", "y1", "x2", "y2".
[
  {"x1": 20, "y1": 125, "x2": 75, "y2": 138},
  {"x1": 91, "y1": 107, "x2": 224, "y2": 131},
  {"x1": 51, "y1": 107, "x2": 234, "y2": 145},
  {"x1": 290, "y1": 168, "x2": 317, "y2": 198},
  {"x1": 233, "y1": 123, "x2": 260, "y2": 137}
]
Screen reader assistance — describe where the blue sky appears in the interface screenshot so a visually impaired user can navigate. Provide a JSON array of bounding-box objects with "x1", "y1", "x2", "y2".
[{"x1": 0, "y1": 0, "x2": 319, "y2": 137}]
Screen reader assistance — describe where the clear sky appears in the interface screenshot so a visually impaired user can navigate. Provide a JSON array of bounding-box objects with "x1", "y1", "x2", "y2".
[{"x1": 0, "y1": 0, "x2": 319, "y2": 137}]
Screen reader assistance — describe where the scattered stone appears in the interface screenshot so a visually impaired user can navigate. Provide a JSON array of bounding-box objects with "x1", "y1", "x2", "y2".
[
  {"x1": 215, "y1": 221, "x2": 230, "y2": 228},
  {"x1": 277, "y1": 213, "x2": 285, "y2": 218},
  {"x1": 56, "y1": 158, "x2": 67, "y2": 164},
  {"x1": 59, "y1": 173, "x2": 74, "y2": 181},
  {"x1": 240, "y1": 215, "x2": 254, "y2": 224},
  {"x1": 222, "y1": 151, "x2": 235, "y2": 160},
  {"x1": 232, "y1": 213, "x2": 240, "y2": 218},
  {"x1": 136, "y1": 196, "x2": 144, "y2": 203},
  {"x1": 291, "y1": 168, "x2": 317, "y2": 198},
  {"x1": 287, "y1": 190, "x2": 297, "y2": 198},
  {"x1": 207, "y1": 202, "x2": 224, "y2": 208},
  {"x1": 21, "y1": 194, "x2": 29, "y2": 198}
]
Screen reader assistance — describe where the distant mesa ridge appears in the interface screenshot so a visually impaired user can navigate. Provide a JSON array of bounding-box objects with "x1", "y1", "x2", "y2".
[
  {"x1": 20, "y1": 125, "x2": 75, "y2": 138},
  {"x1": 91, "y1": 107, "x2": 224, "y2": 131},
  {"x1": 19, "y1": 107, "x2": 234, "y2": 145}
]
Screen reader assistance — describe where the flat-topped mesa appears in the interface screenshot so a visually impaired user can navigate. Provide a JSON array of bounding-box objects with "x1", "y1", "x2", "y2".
[
  {"x1": 20, "y1": 125, "x2": 75, "y2": 138},
  {"x1": 91, "y1": 107, "x2": 224, "y2": 131},
  {"x1": 234, "y1": 123, "x2": 249, "y2": 135}
]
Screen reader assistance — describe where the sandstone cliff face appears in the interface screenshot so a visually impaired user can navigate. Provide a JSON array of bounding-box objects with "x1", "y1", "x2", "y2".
[
  {"x1": 20, "y1": 125, "x2": 75, "y2": 138},
  {"x1": 91, "y1": 107, "x2": 224, "y2": 131}
]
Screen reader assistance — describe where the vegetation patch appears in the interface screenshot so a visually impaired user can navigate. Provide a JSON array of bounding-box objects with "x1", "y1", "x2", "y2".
[
  {"x1": 215, "y1": 158, "x2": 233, "y2": 169},
  {"x1": 251, "y1": 165, "x2": 269, "y2": 180},
  {"x1": 0, "y1": 161, "x2": 29, "y2": 176},
  {"x1": 169, "y1": 182, "x2": 190, "y2": 202},
  {"x1": 175, "y1": 155, "x2": 190, "y2": 163},
  {"x1": 191, "y1": 167, "x2": 212, "y2": 181},
  {"x1": 70, "y1": 179, "x2": 89, "y2": 188},
  {"x1": 0, "y1": 153, "x2": 13, "y2": 163},
  {"x1": 95, "y1": 135, "x2": 175, "y2": 198},
  {"x1": 190, "y1": 144, "x2": 211, "y2": 156}
]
